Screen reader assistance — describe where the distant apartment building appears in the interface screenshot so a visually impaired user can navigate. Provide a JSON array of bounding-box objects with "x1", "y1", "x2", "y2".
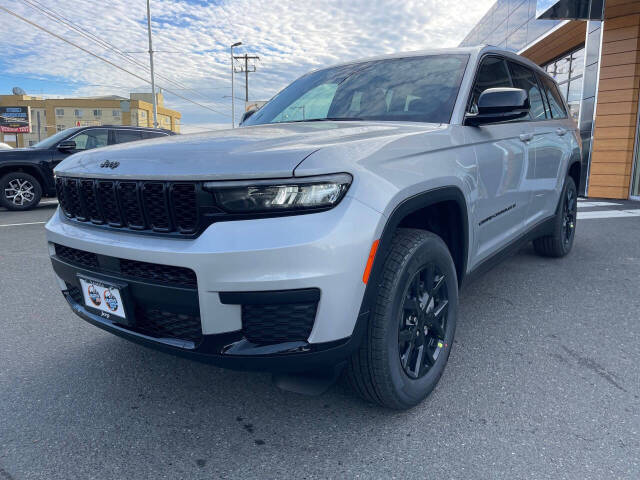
[{"x1": 0, "y1": 91, "x2": 180, "y2": 148}]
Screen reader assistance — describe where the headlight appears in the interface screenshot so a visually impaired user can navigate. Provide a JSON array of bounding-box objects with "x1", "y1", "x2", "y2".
[{"x1": 203, "y1": 173, "x2": 352, "y2": 213}]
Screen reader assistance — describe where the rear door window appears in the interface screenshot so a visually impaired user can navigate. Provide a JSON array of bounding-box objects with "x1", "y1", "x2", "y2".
[
  {"x1": 539, "y1": 75, "x2": 568, "y2": 119},
  {"x1": 140, "y1": 131, "x2": 169, "y2": 139},
  {"x1": 114, "y1": 130, "x2": 144, "y2": 144},
  {"x1": 507, "y1": 62, "x2": 547, "y2": 121}
]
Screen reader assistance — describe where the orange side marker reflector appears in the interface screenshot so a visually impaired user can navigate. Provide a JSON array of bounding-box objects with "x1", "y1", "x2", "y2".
[{"x1": 362, "y1": 239, "x2": 380, "y2": 284}]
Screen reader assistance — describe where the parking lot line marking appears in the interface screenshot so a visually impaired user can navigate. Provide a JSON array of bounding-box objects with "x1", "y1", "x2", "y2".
[
  {"x1": 577, "y1": 201, "x2": 622, "y2": 208},
  {"x1": 0, "y1": 221, "x2": 46, "y2": 227},
  {"x1": 578, "y1": 209, "x2": 640, "y2": 220}
]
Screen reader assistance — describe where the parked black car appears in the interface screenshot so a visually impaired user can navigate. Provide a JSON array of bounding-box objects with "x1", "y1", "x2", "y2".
[{"x1": 0, "y1": 125, "x2": 174, "y2": 210}]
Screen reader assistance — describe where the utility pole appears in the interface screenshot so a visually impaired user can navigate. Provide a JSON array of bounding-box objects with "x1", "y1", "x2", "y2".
[
  {"x1": 233, "y1": 53, "x2": 260, "y2": 102},
  {"x1": 230, "y1": 42, "x2": 242, "y2": 128},
  {"x1": 146, "y1": 0, "x2": 158, "y2": 128}
]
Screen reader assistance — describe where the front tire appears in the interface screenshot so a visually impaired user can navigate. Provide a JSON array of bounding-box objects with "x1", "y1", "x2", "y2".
[
  {"x1": 0, "y1": 172, "x2": 42, "y2": 211},
  {"x1": 346, "y1": 228, "x2": 458, "y2": 409},
  {"x1": 533, "y1": 176, "x2": 577, "y2": 258}
]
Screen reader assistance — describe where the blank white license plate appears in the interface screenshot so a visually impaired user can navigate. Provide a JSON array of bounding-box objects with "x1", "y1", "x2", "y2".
[{"x1": 78, "y1": 277, "x2": 126, "y2": 319}]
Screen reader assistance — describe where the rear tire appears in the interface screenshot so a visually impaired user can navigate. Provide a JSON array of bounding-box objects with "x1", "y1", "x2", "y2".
[
  {"x1": 0, "y1": 172, "x2": 42, "y2": 211},
  {"x1": 533, "y1": 176, "x2": 577, "y2": 258},
  {"x1": 345, "y1": 228, "x2": 458, "y2": 409}
]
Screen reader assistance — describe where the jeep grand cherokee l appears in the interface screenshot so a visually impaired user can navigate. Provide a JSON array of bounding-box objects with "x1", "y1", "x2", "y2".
[
  {"x1": 46, "y1": 47, "x2": 580, "y2": 409},
  {"x1": 0, "y1": 126, "x2": 173, "y2": 211}
]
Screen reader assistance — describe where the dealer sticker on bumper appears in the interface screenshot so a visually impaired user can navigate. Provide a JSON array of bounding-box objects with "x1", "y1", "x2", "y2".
[{"x1": 78, "y1": 277, "x2": 126, "y2": 320}]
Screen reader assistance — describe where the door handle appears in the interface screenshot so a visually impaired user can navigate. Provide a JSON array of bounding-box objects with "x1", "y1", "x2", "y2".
[
  {"x1": 555, "y1": 128, "x2": 567, "y2": 136},
  {"x1": 519, "y1": 133, "x2": 533, "y2": 142}
]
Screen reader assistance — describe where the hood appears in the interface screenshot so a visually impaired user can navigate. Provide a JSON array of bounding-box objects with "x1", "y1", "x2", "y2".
[
  {"x1": 54, "y1": 121, "x2": 443, "y2": 180},
  {"x1": 0, "y1": 147, "x2": 49, "y2": 161}
]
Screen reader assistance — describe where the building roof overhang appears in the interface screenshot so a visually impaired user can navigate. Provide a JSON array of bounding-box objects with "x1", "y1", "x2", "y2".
[{"x1": 536, "y1": 0, "x2": 604, "y2": 20}]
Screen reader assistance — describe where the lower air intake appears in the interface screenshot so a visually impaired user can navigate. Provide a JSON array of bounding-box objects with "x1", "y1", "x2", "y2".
[{"x1": 242, "y1": 302, "x2": 318, "y2": 345}]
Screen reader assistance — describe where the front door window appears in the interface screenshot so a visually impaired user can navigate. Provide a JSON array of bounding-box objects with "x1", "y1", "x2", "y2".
[{"x1": 70, "y1": 129, "x2": 108, "y2": 150}]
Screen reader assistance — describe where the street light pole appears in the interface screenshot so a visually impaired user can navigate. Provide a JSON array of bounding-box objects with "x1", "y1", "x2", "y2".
[
  {"x1": 230, "y1": 41, "x2": 242, "y2": 128},
  {"x1": 146, "y1": 0, "x2": 158, "y2": 128}
]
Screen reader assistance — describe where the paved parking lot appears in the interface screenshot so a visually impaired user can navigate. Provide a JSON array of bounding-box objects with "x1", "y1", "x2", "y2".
[{"x1": 1, "y1": 200, "x2": 639, "y2": 479}]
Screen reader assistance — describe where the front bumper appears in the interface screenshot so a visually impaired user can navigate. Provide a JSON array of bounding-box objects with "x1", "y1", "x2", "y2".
[{"x1": 46, "y1": 195, "x2": 382, "y2": 370}]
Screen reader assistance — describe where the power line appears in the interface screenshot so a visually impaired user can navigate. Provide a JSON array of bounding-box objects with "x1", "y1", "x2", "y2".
[
  {"x1": 19, "y1": 0, "x2": 228, "y2": 107},
  {"x1": 1, "y1": 73, "x2": 131, "y2": 90},
  {"x1": 0, "y1": 5, "x2": 231, "y2": 118}
]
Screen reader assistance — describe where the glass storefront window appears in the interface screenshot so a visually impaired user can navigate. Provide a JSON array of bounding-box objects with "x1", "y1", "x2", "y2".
[
  {"x1": 542, "y1": 45, "x2": 585, "y2": 123},
  {"x1": 571, "y1": 49, "x2": 584, "y2": 77}
]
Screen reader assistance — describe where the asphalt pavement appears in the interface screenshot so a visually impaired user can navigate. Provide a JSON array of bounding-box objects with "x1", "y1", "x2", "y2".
[{"x1": 1, "y1": 199, "x2": 639, "y2": 479}]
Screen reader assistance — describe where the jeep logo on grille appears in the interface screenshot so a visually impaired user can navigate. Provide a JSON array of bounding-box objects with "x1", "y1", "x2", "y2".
[{"x1": 100, "y1": 160, "x2": 120, "y2": 169}]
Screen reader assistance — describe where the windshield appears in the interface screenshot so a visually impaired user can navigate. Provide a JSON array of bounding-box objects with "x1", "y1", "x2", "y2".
[
  {"x1": 31, "y1": 128, "x2": 82, "y2": 149},
  {"x1": 244, "y1": 54, "x2": 469, "y2": 126}
]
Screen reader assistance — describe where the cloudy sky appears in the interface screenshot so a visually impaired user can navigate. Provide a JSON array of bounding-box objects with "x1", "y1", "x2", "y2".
[{"x1": 0, "y1": 0, "x2": 494, "y2": 132}]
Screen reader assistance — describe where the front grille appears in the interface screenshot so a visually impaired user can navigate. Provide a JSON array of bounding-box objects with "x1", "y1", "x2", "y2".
[
  {"x1": 56, "y1": 177, "x2": 200, "y2": 236},
  {"x1": 54, "y1": 243, "x2": 196, "y2": 289},
  {"x1": 171, "y1": 184, "x2": 198, "y2": 232},
  {"x1": 242, "y1": 302, "x2": 318, "y2": 344},
  {"x1": 120, "y1": 258, "x2": 197, "y2": 288},
  {"x1": 142, "y1": 183, "x2": 170, "y2": 231},
  {"x1": 80, "y1": 179, "x2": 101, "y2": 223},
  {"x1": 64, "y1": 282, "x2": 202, "y2": 343},
  {"x1": 66, "y1": 284, "x2": 83, "y2": 304},
  {"x1": 118, "y1": 182, "x2": 145, "y2": 229},
  {"x1": 55, "y1": 244, "x2": 99, "y2": 268},
  {"x1": 134, "y1": 307, "x2": 202, "y2": 342}
]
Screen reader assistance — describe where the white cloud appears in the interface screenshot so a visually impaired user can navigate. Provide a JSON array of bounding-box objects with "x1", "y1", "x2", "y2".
[{"x1": 0, "y1": 0, "x2": 495, "y2": 127}]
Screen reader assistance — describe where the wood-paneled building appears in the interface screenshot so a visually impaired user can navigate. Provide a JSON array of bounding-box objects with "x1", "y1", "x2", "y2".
[{"x1": 461, "y1": 0, "x2": 640, "y2": 200}]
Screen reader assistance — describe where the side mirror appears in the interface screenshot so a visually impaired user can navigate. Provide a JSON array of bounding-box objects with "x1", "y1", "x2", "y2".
[
  {"x1": 57, "y1": 140, "x2": 77, "y2": 151},
  {"x1": 239, "y1": 108, "x2": 258, "y2": 125},
  {"x1": 464, "y1": 88, "x2": 529, "y2": 126}
]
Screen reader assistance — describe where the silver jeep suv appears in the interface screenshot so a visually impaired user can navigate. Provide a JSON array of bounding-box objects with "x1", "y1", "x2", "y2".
[{"x1": 46, "y1": 46, "x2": 580, "y2": 409}]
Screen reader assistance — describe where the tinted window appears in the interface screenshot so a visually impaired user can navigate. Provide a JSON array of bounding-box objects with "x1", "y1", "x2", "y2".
[
  {"x1": 539, "y1": 75, "x2": 568, "y2": 119},
  {"x1": 114, "y1": 130, "x2": 143, "y2": 144},
  {"x1": 244, "y1": 55, "x2": 469, "y2": 125},
  {"x1": 32, "y1": 127, "x2": 83, "y2": 149},
  {"x1": 469, "y1": 56, "x2": 512, "y2": 114},
  {"x1": 140, "y1": 131, "x2": 168, "y2": 139},
  {"x1": 508, "y1": 62, "x2": 547, "y2": 121},
  {"x1": 71, "y1": 129, "x2": 108, "y2": 150}
]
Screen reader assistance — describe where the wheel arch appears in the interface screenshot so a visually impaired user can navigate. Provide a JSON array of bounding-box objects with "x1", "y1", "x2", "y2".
[
  {"x1": 0, "y1": 164, "x2": 46, "y2": 189},
  {"x1": 567, "y1": 159, "x2": 581, "y2": 194},
  {"x1": 358, "y1": 186, "x2": 469, "y2": 321}
]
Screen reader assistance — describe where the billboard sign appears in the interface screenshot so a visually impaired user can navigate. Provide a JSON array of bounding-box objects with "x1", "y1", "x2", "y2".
[{"x1": 0, "y1": 106, "x2": 31, "y2": 133}]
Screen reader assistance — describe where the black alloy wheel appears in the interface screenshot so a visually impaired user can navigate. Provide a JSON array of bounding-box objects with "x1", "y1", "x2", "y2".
[
  {"x1": 561, "y1": 184, "x2": 577, "y2": 249},
  {"x1": 533, "y1": 176, "x2": 577, "y2": 258},
  {"x1": 398, "y1": 264, "x2": 448, "y2": 379},
  {"x1": 345, "y1": 228, "x2": 458, "y2": 409}
]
